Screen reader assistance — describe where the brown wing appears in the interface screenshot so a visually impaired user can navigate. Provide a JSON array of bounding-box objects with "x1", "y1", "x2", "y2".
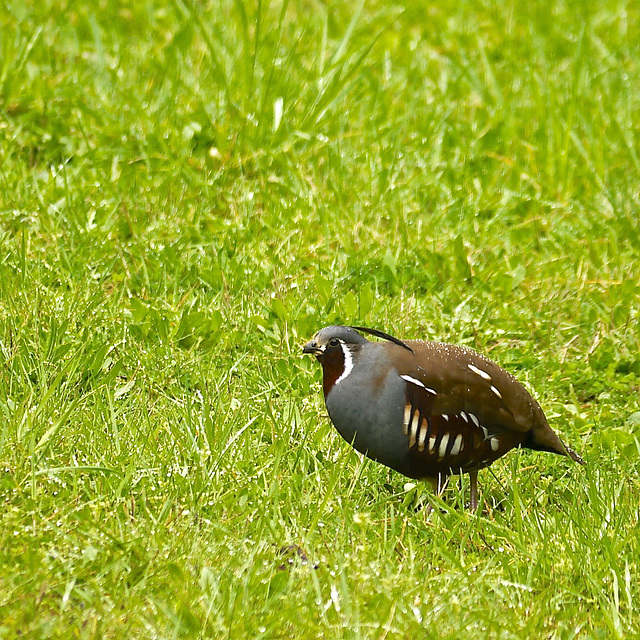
[
  {"x1": 402, "y1": 340, "x2": 548, "y2": 433},
  {"x1": 398, "y1": 371, "x2": 525, "y2": 478},
  {"x1": 381, "y1": 340, "x2": 573, "y2": 478}
]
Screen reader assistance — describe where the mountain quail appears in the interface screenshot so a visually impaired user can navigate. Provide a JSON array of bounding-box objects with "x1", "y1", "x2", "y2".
[{"x1": 303, "y1": 325, "x2": 584, "y2": 511}]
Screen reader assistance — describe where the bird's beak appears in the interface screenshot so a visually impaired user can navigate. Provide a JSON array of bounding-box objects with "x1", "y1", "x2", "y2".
[{"x1": 303, "y1": 340, "x2": 324, "y2": 356}]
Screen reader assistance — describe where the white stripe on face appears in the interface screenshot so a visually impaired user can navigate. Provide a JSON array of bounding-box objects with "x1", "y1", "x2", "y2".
[{"x1": 334, "y1": 343, "x2": 354, "y2": 386}]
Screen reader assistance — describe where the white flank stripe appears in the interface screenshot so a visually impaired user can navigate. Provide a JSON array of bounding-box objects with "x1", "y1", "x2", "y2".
[
  {"x1": 460, "y1": 411, "x2": 468, "y2": 423},
  {"x1": 490, "y1": 437, "x2": 499, "y2": 452},
  {"x1": 442, "y1": 414, "x2": 449, "y2": 422},
  {"x1": 428, "y1": 436, "x2": 437, "y2": 453},
  {"x1": 490, "y1": 385, "x2": 503, "y2": 399},
  {"x1": 481, "y1": 426, "x2": 490, "y2": 439},
  {"x1": 403, "y1": 405, "x2": 412, "y2": 436},
  {"x1": 438, "y1": 434, "x2": 450, "y2": 460},
  {"x1": 450, "y1": 433, "x2": 463, "y2": 456},
  {"x1": 408, "y1": 411, "x2": 419, "y2": 448},
  {"x1": 469, "y1": 413, "x2": 480, "y2": 427},
  {"x1": 468, "y1": 363, "x2": 492, "y2": 380},
  {"x1": 334, "y1": 344, "x2": 354, "y2": 386},
  {"x1": 417, "y1": 418, "x2": 429, "y2": 451}
]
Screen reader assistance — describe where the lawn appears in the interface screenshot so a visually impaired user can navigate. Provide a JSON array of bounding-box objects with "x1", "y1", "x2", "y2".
[{"x1": 1, "y1": 0, "x2": 639, "y2": 637}]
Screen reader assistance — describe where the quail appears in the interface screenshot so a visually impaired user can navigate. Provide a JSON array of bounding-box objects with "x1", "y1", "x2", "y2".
[{"x1": 303, "y1": 325, "x2": 584, "y2": 511}]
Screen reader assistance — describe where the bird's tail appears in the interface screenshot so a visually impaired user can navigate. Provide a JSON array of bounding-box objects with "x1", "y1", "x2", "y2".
[{"x1": 564, "y1": 444, "x2": 585, "y2": 465}]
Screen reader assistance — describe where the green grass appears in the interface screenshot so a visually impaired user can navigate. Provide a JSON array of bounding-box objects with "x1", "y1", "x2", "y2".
[{"x1": 1, "y1": 0, "x2": 639, "y2": 637}]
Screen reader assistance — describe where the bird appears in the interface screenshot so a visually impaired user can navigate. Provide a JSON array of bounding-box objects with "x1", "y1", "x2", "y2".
[{"x1": 303, "y1": 325, "x2": 584, "y2": 511}]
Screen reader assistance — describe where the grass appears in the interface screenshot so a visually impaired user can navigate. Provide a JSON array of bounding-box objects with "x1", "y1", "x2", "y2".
[{"x1": 1, "y1": 0, "x2": 639, "y2": 637}]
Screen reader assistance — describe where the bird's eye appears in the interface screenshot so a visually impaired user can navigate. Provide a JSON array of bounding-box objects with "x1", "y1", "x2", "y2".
[{"x1": 328, "y1": 338, "x2": 341, "y2": 347}]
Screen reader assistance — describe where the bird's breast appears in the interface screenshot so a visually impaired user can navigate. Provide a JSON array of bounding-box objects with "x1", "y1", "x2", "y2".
[{"x1": 325, "y1": 366, "x2": 411, "y2": 469}]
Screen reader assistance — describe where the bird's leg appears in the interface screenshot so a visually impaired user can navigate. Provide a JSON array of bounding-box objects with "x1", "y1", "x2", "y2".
[{"x1": 469, "y1": 470, "x2": 479, "y2": 512}]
